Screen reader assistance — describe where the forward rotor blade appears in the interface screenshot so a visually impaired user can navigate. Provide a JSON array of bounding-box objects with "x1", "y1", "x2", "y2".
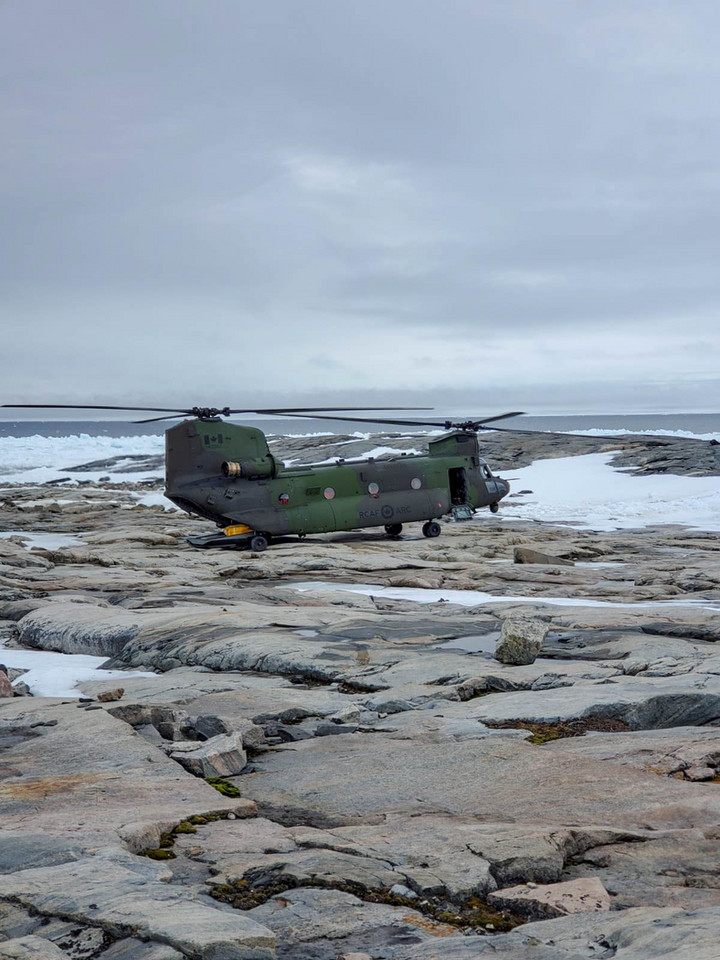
[
  {"x1": 133, "y1": 414, "x2": 189, "y2": 424},
  {"x1": 2, "y1": 404, "x2": 193, "y2": 414},
  {"x1": 3, "y1": 404, "x2": 431, "y2": 420},
  {"x1": 131, "y1": 405, "x2": 434, "y2": 424},
  {"x1": 278, "y1": 413, "x2": 462, "y2": 429}
]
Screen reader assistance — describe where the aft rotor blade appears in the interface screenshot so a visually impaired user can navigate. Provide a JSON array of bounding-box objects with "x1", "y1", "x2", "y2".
[
  {"x1": 277, "y1": 410, "x2": 527, "y2": 430},
  {"x1": 475, "y1": 425, "x2": 650, "y2": 441},
  {"x1": 227, "y1": 406, "x2": 432, "y2": 414},
  {"x1": 472, "y1": 411, "x2": 526, "y2": 426}
]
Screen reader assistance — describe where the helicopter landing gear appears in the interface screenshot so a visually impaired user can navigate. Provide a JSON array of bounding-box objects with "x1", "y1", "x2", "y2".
[
  {"x1": 422, "y1": 521, "x2": 441, "y2": 538},
  {"x1": 489, "y1": 502, "x2": 499, "y2": 513},
  {"x1": 250, "y1": 534, "x2": 268, "y2": 552},
  {"x1": 384, "y1": 523, "x2": 403, "y2": 537}
]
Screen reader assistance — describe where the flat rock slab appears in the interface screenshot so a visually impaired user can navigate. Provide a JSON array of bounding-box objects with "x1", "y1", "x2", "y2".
[
  {"x1": 0, "y1": 935, "x2": 70, "y2": 959},
  {"x1": 392, "y1": 904, "x2": 720, "y2": 959},
  {"x1": 0, "y1": 701, "x2": 247, "y2": 851},
  {"x1": 562, "y1": 827, "x2": 720, "y2": 911},
  {"x1": 0, "y1": 853, "x2": 275, "y2": 960},
  {"x1": 245, "y1": 887, "x2": 457, "y2": 960},
  {"x1": 238, "y1": 729, "x2": 720, "y2": 832},
  {"x1": 471, "y1": 673, "x2": 720, "y2": 729},
  {"x1": 545, "y1": 724, "x2": 720, "y2": 774}
]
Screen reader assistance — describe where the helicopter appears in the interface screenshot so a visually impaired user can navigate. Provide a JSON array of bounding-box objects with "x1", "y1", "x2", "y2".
[{"x1": 2, "y1": 403, "x2": 524, "y2": 550}]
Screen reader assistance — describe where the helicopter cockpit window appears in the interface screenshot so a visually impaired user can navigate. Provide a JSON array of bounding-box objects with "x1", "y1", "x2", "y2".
[{"x1": 481, "y1": 465, "x2": 492, "y2": 479}]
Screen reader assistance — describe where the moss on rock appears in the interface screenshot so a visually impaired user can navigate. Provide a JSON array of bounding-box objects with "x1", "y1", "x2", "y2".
[
  {"x1": 210, "y1": 876, "x2": 524, "y2": 931},
  {"x1": 204, "y1": 776, "x2": 242, "y2": 797}
]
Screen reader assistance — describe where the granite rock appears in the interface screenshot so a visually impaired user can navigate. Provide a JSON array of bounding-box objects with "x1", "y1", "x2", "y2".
[{"x1": 494, "y1": 618, "x2": 549, "y2": 665}]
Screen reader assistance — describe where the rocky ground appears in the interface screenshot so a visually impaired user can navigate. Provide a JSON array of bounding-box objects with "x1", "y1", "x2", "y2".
[{"x1": 1, "y1": 430, "x2": 720, "y2": 959}]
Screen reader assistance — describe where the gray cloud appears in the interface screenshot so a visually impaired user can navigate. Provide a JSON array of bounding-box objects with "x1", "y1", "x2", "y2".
[{"x1": 2, "y1": 1, "x2": 720, "y2": 411}]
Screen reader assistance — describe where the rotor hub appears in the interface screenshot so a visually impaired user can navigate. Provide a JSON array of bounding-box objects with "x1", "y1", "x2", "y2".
[{"x1": 191, "y1": 406, "x2": 231, "y2": 420}]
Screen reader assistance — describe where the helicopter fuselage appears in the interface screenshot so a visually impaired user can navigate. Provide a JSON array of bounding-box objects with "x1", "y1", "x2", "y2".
[{"x1": 165, "y1": 419, "x2": 510, "y2": 538}]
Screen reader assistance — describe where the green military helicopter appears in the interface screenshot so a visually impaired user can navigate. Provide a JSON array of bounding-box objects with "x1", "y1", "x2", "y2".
[{"x1": 3, "y1": 403, "x2": 522, "y2": 551}]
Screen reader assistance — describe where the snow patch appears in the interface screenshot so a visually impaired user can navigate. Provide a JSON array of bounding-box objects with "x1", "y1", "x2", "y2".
[
  {"x1": 131, "y1": 491, "x2": 179, "y2": 511},
  {"x1": 282, "y1": 581, "x2": 720, "y2": 612},
  {"x1": 0, "y1": 640, "x2": 157, "y2": 698},
  {"x1": 0, "y1": 531, "x2": 85, "y2": 550},
  {"x1": 500, "y1": 452, "x2": 720, "y2": 531}
]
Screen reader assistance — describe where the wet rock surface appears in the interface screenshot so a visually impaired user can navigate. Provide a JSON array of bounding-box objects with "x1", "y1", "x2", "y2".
[{"x1": 1, "y1": 432, "x2": 720, "y2": 958}]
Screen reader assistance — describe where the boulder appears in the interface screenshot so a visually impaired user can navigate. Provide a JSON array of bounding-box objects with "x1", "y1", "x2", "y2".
[
  {"x1": 495, "y1": 618, "x2": 549, "y2": 665},
  {"x1": 0, "y1": 671, "x2": 13, "y2": 698},
  {"x1": 191, "y1": 714, "x2": 267, "y2": 752},
  {"x1": 514, "y1": 547, "x2": 574, "y2": 566},
  {"x1": 167, "y1": 732, "x2": 247, "y2": 778},
  {"x1": 685, "y1": 765, "x2": 716, "y2": 782},
  {"x1": 487, "y1": 877, "x2": 611, "y2": 921}
]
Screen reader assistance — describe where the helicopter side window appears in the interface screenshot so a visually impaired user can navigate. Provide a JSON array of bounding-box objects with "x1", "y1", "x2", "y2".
[{"x1": 481, "y1": 465, "x2": 492, "y2": 479}]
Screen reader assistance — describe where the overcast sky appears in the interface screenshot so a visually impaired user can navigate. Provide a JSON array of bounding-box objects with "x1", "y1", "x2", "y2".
[{"x1": 2, "y1": 1, "x2": 720, "y2": 415}]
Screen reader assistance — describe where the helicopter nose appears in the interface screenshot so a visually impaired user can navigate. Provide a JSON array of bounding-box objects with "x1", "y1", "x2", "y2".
[{"x1": 497, "y1": 478, "x2": 510, "y2": 498}]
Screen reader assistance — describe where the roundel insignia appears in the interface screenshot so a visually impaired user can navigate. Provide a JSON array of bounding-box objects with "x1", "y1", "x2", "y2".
[{"x1": 381, "y1": 504, "x2": 394, "y2": 520}]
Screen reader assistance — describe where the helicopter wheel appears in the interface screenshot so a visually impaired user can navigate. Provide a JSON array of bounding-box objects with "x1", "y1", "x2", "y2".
[
  {"x1": 250, "y1": 534, "x2": 268, "y2": 552},
  {"x1": 422, "y1": 521, "x2": 441, "y2": 538},
  {"x1": 384, "y1": 523, "x2": 403, "y2": 537},
  {"x1": 489, "y1": 502, "x2": 499, "y2": 514}
]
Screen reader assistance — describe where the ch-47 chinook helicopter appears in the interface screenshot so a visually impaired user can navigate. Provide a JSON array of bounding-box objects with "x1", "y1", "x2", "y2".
[{"x1": 3, "y1": 403, "x2": 524, "y2": 551}]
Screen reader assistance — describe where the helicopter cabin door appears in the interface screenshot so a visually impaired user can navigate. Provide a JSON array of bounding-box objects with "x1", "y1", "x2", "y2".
[{"x1": 448, "y1": 467, "x2": 468, "y2": 505}]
